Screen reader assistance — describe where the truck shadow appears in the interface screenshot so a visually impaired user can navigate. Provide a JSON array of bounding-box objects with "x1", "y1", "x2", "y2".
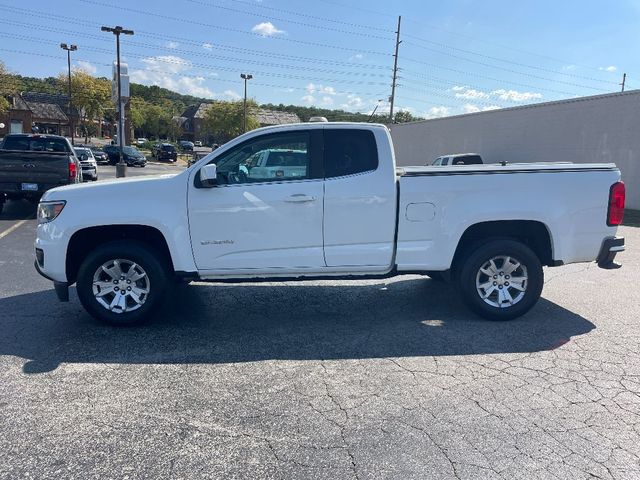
[
  {"x1": 0, "y1": 199, "x2": 37, "y2": 221},
  {"x1": 0, "y1": 278, "x2": 594, "y2": 373}
]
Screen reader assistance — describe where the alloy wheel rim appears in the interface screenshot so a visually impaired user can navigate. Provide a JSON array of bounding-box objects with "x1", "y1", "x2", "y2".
[
  {"x1": 92, "y1": 259, "x2": 150, "y2": 313},
  {"x1": 475, "y1": 255, "x2": 528, "y2": 308}
]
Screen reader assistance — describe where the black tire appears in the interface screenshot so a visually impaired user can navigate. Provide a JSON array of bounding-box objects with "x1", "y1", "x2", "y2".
[
  {"x1": 458, "y1": 239, "x2": 543, "y2": 321},
  {"x1": 76, "y1": 240, "x2": 168, "y2": 326}
]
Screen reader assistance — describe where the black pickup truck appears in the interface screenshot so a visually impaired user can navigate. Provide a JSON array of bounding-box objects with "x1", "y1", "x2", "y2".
[{"x1": 0, "y1": 134, "x2": 81, "y2": 213}]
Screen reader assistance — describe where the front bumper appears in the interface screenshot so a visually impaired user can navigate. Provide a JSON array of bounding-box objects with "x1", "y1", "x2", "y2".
[
  {"x1": 597, "y1": 236, "x2": 625, "y2": 269},
  {"x1": 34, "y1": 259, "x2": 69, "y2": 301}
]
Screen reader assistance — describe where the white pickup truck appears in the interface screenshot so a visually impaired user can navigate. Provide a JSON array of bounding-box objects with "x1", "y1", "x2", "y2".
[{"x1": 34, "y1": 123, "x2": 626, "y2": 326}]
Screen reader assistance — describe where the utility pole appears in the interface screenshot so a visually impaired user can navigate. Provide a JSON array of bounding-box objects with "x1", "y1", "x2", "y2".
[
  {"x1": 620, "y1": 73, "x2": 626, "y2": 92},
  {"x1": 101, "y1": 25, "x2": 134, "y2": 178},
  {"x1": 60, "y1": 43, "x2": 77, "y2": 145},
  {"x1": 240, "y1": 73, "x2": 253, "y2": 133},
  {"x1": 389, "y1": 15, "x2": 402, "y2": 123}
]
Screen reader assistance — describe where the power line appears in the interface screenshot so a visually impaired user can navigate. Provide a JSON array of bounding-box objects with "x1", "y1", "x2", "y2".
[
  {"x1": 0, "y1": 4, "x2": 622, "y2": 95},
  {"x1": 78, "y1": 0, "x2": 393, "y2": 56},
  {"x1": 184, "y1": 0, "x2": 394, "y2": 40}
]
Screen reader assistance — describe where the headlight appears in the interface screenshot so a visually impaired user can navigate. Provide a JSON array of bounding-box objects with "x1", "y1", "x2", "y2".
[{"x1": 37, "y1": 201, "x2": 66, "y2": 224}]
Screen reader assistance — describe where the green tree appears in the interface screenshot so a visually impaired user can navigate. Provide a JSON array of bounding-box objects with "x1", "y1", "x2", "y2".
[
  {"x1": 202, "y1": 100, "x2": 259, "y2": 143},
  {"x1": 393, "y1": 110, "x2": 417, "y2": 123},
  {"x1": 0, "y1": 62, "x2": 14, "y2": 114},
  {"x1": 58, "y1": 69, "x2": 111, "y2": 141}
]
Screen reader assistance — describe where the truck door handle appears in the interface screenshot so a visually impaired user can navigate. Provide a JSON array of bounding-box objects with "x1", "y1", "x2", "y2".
[
  {"x1": 23, "y1": 164, "x2": 36, "y2": 168},
  {"x1": 284, "y1": 194, "x2": 316, "y2": 203}
]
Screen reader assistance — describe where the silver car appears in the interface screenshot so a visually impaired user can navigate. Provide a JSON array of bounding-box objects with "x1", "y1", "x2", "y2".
[{"x1": 74, "y1": 147, "x2": 99, "y2": 181}]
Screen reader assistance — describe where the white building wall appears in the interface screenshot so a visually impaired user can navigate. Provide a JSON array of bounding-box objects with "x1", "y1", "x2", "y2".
[{"x1": 389, "y1": 90, "x2": 640, "y2": 209}]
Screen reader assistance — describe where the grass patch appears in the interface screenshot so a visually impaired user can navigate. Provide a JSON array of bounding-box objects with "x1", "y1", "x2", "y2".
[{"x1": 624, "y1": 209, "x2": 640, "y2": 227}]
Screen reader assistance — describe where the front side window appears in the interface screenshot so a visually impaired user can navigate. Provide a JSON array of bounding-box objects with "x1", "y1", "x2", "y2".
[
  {"x1": 213, "y1": 131, "x2": 311, "y2": 185},
  {"x1": 324, "y1": 129, "x2": 378, "y2": 178}
]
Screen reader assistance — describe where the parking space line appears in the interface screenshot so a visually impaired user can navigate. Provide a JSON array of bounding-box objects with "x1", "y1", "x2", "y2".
[{"x1": 0, "y1": 219, "x2": 30, "y2": 240}]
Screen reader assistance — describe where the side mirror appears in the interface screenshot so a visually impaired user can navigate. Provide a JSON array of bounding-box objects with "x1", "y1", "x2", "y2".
[{"x1": 199, "y1": 163, "x2": 217, "y2": 187}]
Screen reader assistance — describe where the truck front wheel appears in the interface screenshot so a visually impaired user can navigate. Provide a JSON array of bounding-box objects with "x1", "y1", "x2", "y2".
[
  {"x1": 76, "y1": 241, "x2": 168, "y2": 326},
  {"x1": 458, "y1": 239, "x2": 543, "y2": 321}
]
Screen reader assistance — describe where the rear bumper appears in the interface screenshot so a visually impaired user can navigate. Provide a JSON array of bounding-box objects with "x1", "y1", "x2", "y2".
[{"x1": 597, "y1": 236, "x2": 625, "y2": 269}]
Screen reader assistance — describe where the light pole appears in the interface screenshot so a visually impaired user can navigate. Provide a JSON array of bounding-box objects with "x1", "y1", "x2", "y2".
[
  {"x1": 101, "y1": 25, "x2": 134, "y2": 178},
  {"x1": 240, "y1": 73, "x2": 253, "y2": 133},
  {"x1": 60, "y1": 43, "x2": 77, "y2": 145}
]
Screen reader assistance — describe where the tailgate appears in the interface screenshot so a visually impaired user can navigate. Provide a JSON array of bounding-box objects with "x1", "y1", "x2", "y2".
[{"x1": 0, "y1": 151, "x2": 69, "y2": 189}]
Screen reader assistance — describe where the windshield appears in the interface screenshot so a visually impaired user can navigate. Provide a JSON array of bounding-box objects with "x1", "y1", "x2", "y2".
[{"x1": 123, "y1": 146, "x2": 141, "y2": 155}]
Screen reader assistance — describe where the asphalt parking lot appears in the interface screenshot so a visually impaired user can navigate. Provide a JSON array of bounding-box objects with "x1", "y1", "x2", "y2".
[{"x1": 1, "y1": 169, "x2": 639, "y2": 479}]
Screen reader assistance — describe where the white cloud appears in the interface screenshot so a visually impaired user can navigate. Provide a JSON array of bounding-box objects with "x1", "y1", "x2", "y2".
[
  {"x1": 425, "y1": 106, "x2": 450, "y2": 118},
  {"x1": 491, "y1": 89, "x2": 542, "y2": 101},
  {"x1": 130, "y1": 55, "x2": 215, "y2": 98},
  {"x1": 562, "y1": 64, "x2": 576, "y2": 71},
  {"x1": 452, "y1": 86, "x2": 489, "y2": 100},
  {"x1": 166, "y1": 41, "x2": 179, "y2": 49},
  {"x1": 341, "y1": 94, "x2": 364, "y2": 110},
  {"x1": 223, "y1": 90, "x2": 241, "y2": 100},
  {"x1": 463, "y1": 104, "x2": 502, "y2": 114},
  {"x1": 463, "y1": 104, "x2": 481, "y2": 114},
  {"x1": 599, "y1": 65, "x2": 617, "y2": 72},
  {"x1": 301, "y1": 94, "x2": 315, "y2": 104},
  {"x1": 252, "y1": 22, "x2": 285, "y2": 36},
  {"x1": 305, "y1": 83, "x2": 336, "y2": 95},
  {"x1": 349, "y1": 53, "x2": 364, "y2": 61},
  {"x1": 202, "y1": 43, "x2": 213, "y2": 50},
  {"x1": 320, "y1": 96, "x2": 334, "y2": 106},
  {"x1": 75, "y1": 61, "x2": 97, "y2": 74}
]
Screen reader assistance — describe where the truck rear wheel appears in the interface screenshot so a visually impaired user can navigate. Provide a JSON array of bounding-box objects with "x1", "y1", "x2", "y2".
[
  {"x1": 76, "y1": 241, "x2": 168, "y2": 326},
  {"x1": 458, "y1": 239, "x2": 543, "y2": 321}
]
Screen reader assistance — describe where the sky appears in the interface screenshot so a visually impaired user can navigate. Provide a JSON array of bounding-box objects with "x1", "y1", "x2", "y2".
[{"x1": 0, "y1": 0, "x2": 638, "y2": 118}]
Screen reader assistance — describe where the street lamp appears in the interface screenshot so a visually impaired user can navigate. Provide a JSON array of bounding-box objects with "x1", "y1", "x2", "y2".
[
  {"x1": 60, "y1": 43, "x2": 77, "y2": 145},
  {"x1": 101, "y1": 25, "x2": 134, "y2": 178},
  {"x1": 240, "y1": 73, "x2": 253, "y2": 133}
]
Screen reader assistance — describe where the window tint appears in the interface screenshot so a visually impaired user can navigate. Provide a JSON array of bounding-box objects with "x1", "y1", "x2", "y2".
[
  {"x1": 214, "y1": 131, "x2": 311, "y2": 184},
  {"x1": 324, "y1": 129, "x2": 378, "y2": 178},
  {"x1": 2, "y1": 136, "x2": 70, "y2": 152}
]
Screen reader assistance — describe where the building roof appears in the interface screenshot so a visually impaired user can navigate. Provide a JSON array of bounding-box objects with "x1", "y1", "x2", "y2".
[
  {"x1": 253, "y1": 108, "x2": 300, "y2": 126},
  {"x1": 180, "y1": 103, "x2": 301, "y2": 126},
  {"x1": 25, "y1": 101, "x2": 68, "y2": 122}
]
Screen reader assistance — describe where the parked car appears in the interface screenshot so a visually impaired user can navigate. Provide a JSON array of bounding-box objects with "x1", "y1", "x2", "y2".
[
  {"x1": 89, "y1": 146, "x2": 109, "y2": 164},
  {"x1": 241, "y1": 148, "x2": 308, "y2": 180},
  {"x1": 156, "y1": 143, "x2": 178, "y2": 162},
  {"x1": 35, "y1": 123, "x2": 625, "y2": 326},
  {"x1": 179, "y1": 140, "x2": 194, "y2": 151},
  {"x1": 194, "y1": 141, "x2": 203, "y2": 147},
  {"x1": 73, "y1": 147, "x2": 98, "y2": 181},
  {"x1": 136, "y1": 138, "x2": 148, "y2": 146},
  {"x1": 103, "y1": 145, "x2": 147, "y2": 167},
  {"x1": 0, "y1": 133, "x2": 81, "y2": 213},
  {"x1": 432, "y1": 153, "x2": 483, "y2": 166}
]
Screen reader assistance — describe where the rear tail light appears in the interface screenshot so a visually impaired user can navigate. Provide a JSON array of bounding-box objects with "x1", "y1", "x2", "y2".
[
  {"x1": 69, "y1": 156, "x2": 77, "y2": 181},
  {"x1": 607, "y1": 181, "x2": 625, "y2": 226}
]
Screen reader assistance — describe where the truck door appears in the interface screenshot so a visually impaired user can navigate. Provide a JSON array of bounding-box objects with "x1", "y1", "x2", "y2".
[
  {"x1": 322, "y1": 128, "x2": 397, "y2": 268},
  {"x1": 188, "y1": 129, "x2": 326, "y2": 272}
]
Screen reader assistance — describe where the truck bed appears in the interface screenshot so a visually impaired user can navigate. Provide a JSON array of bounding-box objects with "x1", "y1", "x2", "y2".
[{"x1": 397, "y1": 162, "x2": 618, "y2": 177}]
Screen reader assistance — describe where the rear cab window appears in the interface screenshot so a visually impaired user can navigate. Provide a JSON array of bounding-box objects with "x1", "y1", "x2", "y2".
[
  {"x1": 324, "y1": 129, "x2": 378, "y2": 178},
  {"x1": 1, "y1": 136, "x2": 71, "y2": 153}
]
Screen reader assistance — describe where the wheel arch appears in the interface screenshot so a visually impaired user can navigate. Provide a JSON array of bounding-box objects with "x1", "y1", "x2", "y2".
[
  {"x1": 451, "y1": 220, "x2": 554, "y2": 276},
  {"x1": 66, "y1": 224, "x2": 175, "y2": 284}
]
